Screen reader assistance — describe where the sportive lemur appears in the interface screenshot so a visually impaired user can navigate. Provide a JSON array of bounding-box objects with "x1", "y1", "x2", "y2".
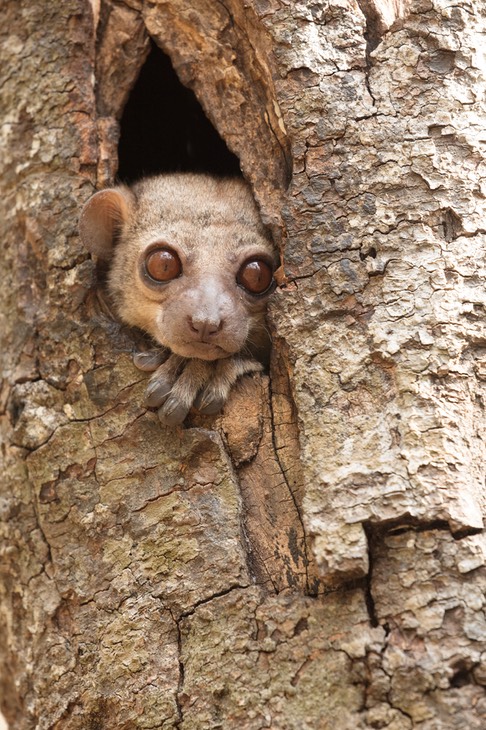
[{"x1": 79, "y1": 174, "x2": 277, "y2": 425}]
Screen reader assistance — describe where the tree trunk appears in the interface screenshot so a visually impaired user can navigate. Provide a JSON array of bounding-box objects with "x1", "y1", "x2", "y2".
[{"x1": 1, "y1": 0, "x2": 485, "y2": 728}]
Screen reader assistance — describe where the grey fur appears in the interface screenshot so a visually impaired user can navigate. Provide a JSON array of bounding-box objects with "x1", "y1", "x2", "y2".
[{"x1": 79, "y1": 173, "x2": 277, "y2": 425}]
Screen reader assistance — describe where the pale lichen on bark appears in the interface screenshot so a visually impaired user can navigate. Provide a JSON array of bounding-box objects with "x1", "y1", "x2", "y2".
[{"x1": 266, "y1": 0, "x2": 486, "y2": 582}]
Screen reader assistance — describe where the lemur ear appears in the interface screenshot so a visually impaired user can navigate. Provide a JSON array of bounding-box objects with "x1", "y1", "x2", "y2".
[{"x1": 79, "y1": 187, "x2": 134, "y2": 260}]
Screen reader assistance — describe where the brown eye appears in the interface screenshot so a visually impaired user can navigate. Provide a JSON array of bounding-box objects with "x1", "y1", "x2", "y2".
[
  {"x1": 144, "y1": 248, "x2": 181, "y2": 282},
  {"x1": 237, "y1": 258, "x2": 274, "y2": 295}
]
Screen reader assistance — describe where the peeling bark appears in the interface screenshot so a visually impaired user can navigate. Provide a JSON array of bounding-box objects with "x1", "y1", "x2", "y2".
[{"x1": 1, "y1": 0, "x2": 485, "y2": 728}]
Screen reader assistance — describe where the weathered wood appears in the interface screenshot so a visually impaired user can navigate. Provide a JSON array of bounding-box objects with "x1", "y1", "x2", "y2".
[{"x1": 1, "y1": 0, "x2": 485, "y2": 727}]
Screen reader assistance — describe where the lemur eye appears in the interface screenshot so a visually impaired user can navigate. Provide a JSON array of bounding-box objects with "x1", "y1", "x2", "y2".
[
  {"x1": 237, "y1": 258, "x2": 274, "y2": 295},
  {"x1": 144, "y1": 248, "x2": 182, "y2": 282}
]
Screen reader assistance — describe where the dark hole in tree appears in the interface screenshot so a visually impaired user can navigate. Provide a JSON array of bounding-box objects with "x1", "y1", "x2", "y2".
[
  {"x1": 117, "y1": 40, "x2": 241, "y2": 183},
  {"x1": 449, "y1": 661, "x2": 475, "y2": 688},
  {"x1": 450, "y1": 668, "x2": 473, "y2": 688}
]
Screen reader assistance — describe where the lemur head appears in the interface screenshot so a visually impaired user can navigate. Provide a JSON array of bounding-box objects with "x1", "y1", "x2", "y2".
[{"x1": 79, "y1": 174, "x2": 277, "y2": 361}]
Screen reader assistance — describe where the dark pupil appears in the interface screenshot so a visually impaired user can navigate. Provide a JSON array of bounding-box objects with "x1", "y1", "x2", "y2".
[
  {"x1": 146, "y1": 249, "x2": 180, "y2": 281},
  {"x1": 240, "y1": 260, "x2": 272, "y2": 293}
]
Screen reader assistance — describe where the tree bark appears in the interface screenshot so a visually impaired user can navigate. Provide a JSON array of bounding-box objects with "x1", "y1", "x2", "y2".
[{"x1": 1, "y1": 0, "x2": 485, "y2": 728}]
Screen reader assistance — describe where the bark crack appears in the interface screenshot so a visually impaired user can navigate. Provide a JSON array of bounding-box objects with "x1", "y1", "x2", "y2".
[
  {"x1": 170, "y1": 608, "x2": 185, "y2": 730},
  {"x1": 267, "y1": 369, "x2": 313, "y2": 595},
  {"x1": 180, "y1": 583, "x2": 250, "y2": 621},
  {"x1": 363, "y1": 524, "x2": 379, "y2": 628}
]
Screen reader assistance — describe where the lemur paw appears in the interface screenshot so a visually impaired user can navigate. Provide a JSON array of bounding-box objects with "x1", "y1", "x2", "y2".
[{"x1": 136, "y1": 353, "x2": 263, "y2": 426}]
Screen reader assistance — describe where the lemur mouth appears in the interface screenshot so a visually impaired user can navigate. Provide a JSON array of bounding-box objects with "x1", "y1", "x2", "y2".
[
  {"x1": 193, "y1": 343, "x2": 232, "y2": 360},
  {"x1": 174, "y1": 341, "x2": 233, "y2": 361}
]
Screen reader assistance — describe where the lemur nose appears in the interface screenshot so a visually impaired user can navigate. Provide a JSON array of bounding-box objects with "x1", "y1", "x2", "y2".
[{"x1": 188, "y1": 316, "x2": 223, "y2": 340}]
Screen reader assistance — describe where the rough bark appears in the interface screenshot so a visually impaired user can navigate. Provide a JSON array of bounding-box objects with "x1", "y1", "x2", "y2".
[{"x1": 1, "y1": 0, "x2": 485, "y2": 728}]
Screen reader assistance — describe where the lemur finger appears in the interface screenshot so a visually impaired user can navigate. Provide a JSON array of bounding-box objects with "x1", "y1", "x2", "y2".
[
  {"x1": 196, "y1": 394, "x2": 226, "y2": 416},
  {"x1": 145, "y1": 354, "x2": 185, "y2": 408},
  {"x1": 157, "y1": 359, "x2": 214, "y2": 425},
  {"x1": 195, "y1": 356, "x2": 263, "y2": 414},
  {"x1": 158, "y1": 397, "x2": 191, "y2": 426},
  {"x1": 133, "y1": 349, "x2": 168, "y2": 372}
]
